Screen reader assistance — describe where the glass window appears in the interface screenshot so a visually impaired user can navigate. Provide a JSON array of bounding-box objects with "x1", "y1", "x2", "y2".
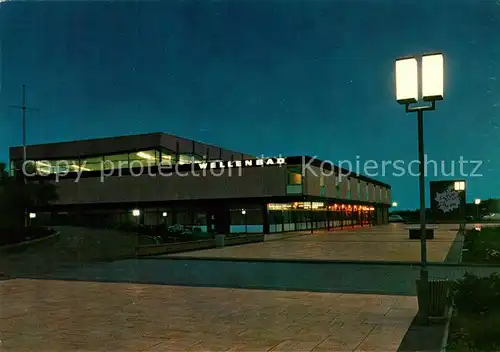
[
  {"x1": 80, "y1": 156, "x2": 104, "y2": 172},
  {"x1": 130, "y1": 150, "x2": 159, "y2": 167},
  {"x1": 160, "y1": 149, "x2": 176, "y2": 165},
  {"x1": 104, "y1": 153, "x2": 129, "y2": 170},
  {"x1": 287, "y1": 167, "x2": 302, "y2": 185},
  {"x1": 347, "y1": 178, "x2": 351, "y2": 199},
  {"x1": 178, "y1": 153, "x2": 203, "y2": 165},
  {"x1": 357, "y1": 181, "x2": 361, "y2": 198}
]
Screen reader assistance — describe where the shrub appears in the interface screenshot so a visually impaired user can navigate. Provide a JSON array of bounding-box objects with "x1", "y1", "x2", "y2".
[
  {"x1": 448, "y1": 273, "x2": 500, "y2": 351},
  {"x1": 0, "y1": 226, "x2": 54, "y2": 246},
  {"x1": 450, "y1": 272, "x2": 500, "y2": 316},
  {"x1": 463, "y1": 227, "x2": 500, "y2": 264}
]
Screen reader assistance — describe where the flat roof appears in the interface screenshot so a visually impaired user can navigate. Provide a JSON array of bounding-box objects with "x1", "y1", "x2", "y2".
[{"x1": 9, "y1": 132, "x2": 254, "y2": 161}]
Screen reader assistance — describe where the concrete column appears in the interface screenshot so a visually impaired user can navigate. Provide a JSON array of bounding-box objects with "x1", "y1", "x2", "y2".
[{"x1": 262, "y1": 205, "x2": 269, "y2": 234}]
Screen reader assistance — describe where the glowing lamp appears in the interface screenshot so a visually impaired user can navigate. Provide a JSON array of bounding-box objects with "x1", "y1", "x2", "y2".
[
  {"x1": 422, "y1": 53, "x2": 444, "y2": 101},
  {"x1": 395, "y1": 57, "x2": 418, "y2": 104}
]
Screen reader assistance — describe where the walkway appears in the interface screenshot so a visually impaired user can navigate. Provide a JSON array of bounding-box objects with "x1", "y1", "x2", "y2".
[
  {"x1": 0, "y1": 279, "x2": 417, "y2": 351},
  {"x1": 0, "y1": 226, "x2": 137, "y2": 277},
  {"x1": 167, "y1": 223, "x2": 459, "y2": 262}
]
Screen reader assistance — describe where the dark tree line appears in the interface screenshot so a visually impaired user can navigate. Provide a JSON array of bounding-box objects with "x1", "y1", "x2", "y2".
[{"x1": 0, "y1": 162, "x2": 58, "y2": 230}]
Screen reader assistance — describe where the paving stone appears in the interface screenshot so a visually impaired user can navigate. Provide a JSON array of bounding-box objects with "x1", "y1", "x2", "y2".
[{"x1": 0, "y1": 279, "x2": 416, "y2": 351}]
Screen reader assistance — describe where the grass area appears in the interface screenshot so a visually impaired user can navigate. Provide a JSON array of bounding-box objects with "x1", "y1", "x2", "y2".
[
  {"x1": 0, "y1": 226, "x2": 55, "y2": 247},
  {"x1": 447, "y1": 273, "x2": 500, "y2": 351},
  {"x1": 446, "y1": 228, "x2": 500, "y2": 350},
  {"x1": 462, "y1": 226, "x2": 500, "y2": 264}
]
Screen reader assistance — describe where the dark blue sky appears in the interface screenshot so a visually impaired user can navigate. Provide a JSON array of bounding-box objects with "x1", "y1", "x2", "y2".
[{"x1": 1, "y1": 0, "x2": 499, "y2": 209}]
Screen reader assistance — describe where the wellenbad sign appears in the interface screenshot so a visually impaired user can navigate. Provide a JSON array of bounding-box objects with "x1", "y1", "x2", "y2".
[{"x1": 199, "y1": 157, "x2": 286, "y2": 169}]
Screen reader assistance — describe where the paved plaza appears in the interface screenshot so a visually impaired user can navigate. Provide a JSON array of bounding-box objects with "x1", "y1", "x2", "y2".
[
  {"x1": 0, "y1": 279, "x2": 417, "y2": 351},
  {"x1": 168, "y1": 223, "x2": 459, "y2": 262},
  {"x1": 0, "y1": 224, "x2": 477, "y2": 351}
]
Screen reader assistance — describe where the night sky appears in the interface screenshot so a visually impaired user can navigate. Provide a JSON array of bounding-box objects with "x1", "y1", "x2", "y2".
[{"x1": 1, "y1": 0, "x2": 499, "y2": 209}]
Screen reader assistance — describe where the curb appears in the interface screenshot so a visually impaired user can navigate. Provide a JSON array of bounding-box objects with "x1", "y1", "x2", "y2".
[
  {"x1": 0, "y1": 230, "x2": 60, "y2": 251},
  {"x1": 440, "y1": 228, "x2": 465, "y2": 351}
]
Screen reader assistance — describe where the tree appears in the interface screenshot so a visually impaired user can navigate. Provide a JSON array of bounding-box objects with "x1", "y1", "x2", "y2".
[{"x1": 0, "y1": 161, "x2": 58, "y2": 229}]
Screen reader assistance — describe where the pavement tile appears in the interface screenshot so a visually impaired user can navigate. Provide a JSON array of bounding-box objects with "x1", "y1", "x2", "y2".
[
  {"x1": 1, "y1": 275, "x2": 417, "y2": 352},
  {"x1": 268, "y1": 339, "x2": 325, "y2": 352},
  {"x1": 168, "y1": 224, "x2": 457, "y2": 262}
]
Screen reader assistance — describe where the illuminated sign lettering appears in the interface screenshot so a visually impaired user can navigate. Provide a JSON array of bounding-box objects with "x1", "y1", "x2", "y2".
[{"x1": 199, "y1": 157, "x2": 286, "y2": 170}]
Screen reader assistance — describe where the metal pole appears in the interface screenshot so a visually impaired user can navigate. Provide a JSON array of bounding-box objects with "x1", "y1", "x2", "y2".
[
  {"x1": 417, "y1": 108, "x2": 429, "y2": 324},
  {"x1": 310, "y1": 201, "x2": 313, "y2": 233},
  {"x1": 476, "y1": 204, "x2": 479, "y2": 220},
  {"x1": 22, "y1": 85, "x2": 28, "y2": 227}
]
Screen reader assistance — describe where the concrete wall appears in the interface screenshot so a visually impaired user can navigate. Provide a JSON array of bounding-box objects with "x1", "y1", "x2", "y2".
[
  {"x1": 304, "y1": 166, "x2": 322, "y2": 196},
  {"x1": 51, "y1": 166, "x2": 287, "y2": 205},
  {"x1": 303, "y1": 165, "x2": 391, "y2": 205}
]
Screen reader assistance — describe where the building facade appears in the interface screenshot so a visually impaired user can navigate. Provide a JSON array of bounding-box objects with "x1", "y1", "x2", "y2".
[{"x1": 10, "y1": 132, "x2": 392, "y2": 234}]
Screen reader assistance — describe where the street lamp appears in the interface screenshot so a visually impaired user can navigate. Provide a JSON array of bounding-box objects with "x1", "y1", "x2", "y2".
[
  {"x1": 454, "y1": 181, "x2": 466, "y2": 222},
  {"x1": 132, "y1": 209, "x2": 140, "y2": 225},
  {"x1": 241, "y1": 209, "x2": 247, "y2": 233},
  {"x1": 395, "y1": 52, "x2": 444, "y2": 325},
  {"x1": 474, "y1": 199, "x2": 481, "y2": 220},
  {"x1": 392, "y1": 202, "x2": 398, "y2": 208}
]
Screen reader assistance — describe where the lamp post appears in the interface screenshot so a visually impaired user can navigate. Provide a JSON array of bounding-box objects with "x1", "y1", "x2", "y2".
[
  {"x1": 454, "y1": 181, "x2": 466, "y2": 224},
  {"x1": 132, "y1": 209, "x2": 140, "y2": 225},
  {"x1": 241, "y1": 209, "x2": 247, "y2": 233},
  {"x1": 474, "y1": 199, "x2": 481, "y2": 220},
  {"x1": 162, "y1": 211, "x2": 168, "y2": 228},
  {"x1": 395, "y1": 53, "x2": 444, "y2": 325}
]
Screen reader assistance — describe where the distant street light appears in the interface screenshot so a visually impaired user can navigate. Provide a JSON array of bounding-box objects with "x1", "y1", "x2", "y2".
[
  {"x1": 395, "y1": 53, "x2": 444, "y2": 325},
  {"x1": 29, "y1": 213, "x2": 36, "y2": 219},
  {"x1": 132, "y1": 209, "x2": 140, "y2": 225},
  {"x1": 392, "y1": 202, "x2": 398, "y2": 208},
  {"x1": 474, "y1": 199, "x2": 481, "y2": 220},
  {"x1": 241, "y1": 209, "x2": 247, "y2": 233}
]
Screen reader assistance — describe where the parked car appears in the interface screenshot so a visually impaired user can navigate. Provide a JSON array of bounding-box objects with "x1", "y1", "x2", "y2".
[
  {"x1": 482, "y1": 213, "x2": 500, "y2": 221},
  {"x1": 388, "y1": 214, "x2": 404, "y2": 223}
]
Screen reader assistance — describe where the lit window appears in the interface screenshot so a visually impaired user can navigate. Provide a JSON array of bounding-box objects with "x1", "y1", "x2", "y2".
[
  {"x1": 178, "y1": 153, "x2": 203, "y2": 165},
  {"x1": 80, "y1": 156, "x2": 104, "y2": 172},
  {"x1": 287, "y1": 167, "x2": 302, "y2": 185},
  {"x1": 454, "y1": 181, "x2": 465, "y2": 191},
  {"x1": 130, "y1": 150, "x2": 159, "y2": 167},
  {"x1": 104, "y1": 153, "x2": 129, "y2": 170}
]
